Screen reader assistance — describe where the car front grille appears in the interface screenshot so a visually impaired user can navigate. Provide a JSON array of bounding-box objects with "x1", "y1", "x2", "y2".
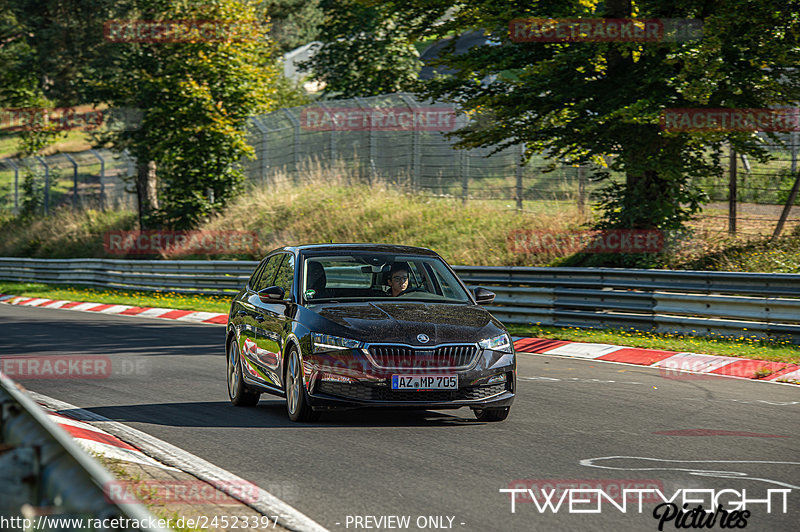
[
  {"x1": 367, "y1": 344, "x2": 477, "y2": 369},
  {"x1": 315, "y1": 381, "x2": 507, "y2": 402}
]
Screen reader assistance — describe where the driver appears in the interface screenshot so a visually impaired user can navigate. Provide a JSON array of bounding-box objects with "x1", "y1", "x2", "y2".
[{"x1": 387, "y1": 262, "x2": 410, "y2": 296}]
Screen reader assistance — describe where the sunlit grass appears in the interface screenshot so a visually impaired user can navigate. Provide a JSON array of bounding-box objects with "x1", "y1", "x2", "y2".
[
  {"x1": 507, "y1": 324, "x2": 800, "y2": 364},
  {"x1": 0, "y1": 281, "x2": 232, "y2": 313}
]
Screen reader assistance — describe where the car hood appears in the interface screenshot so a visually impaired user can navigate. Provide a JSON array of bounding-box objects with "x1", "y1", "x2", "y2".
[{"x1": 311, "y1": 301, "x2": 506, "y2": 345}]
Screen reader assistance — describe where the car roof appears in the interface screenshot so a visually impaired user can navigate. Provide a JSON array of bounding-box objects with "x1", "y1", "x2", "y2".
[{"x1": 274, "y1": 243, "x2": 441, "y2": 257}]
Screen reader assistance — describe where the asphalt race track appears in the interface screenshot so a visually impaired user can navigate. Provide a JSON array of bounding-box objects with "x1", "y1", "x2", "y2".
[{"x1": 1, "y1": 304, "x2": 798, "y2": 532}]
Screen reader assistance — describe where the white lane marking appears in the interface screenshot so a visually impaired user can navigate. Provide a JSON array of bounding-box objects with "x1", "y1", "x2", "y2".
[
  {"x1": 177, "y1": 311, "x2": 223, "y2": 323},
  {"x1": 580, "y1": 456, "x2": 800, "y2": 490},
  {"x1": 771, "y1": 369, "x2": 800, "y2": 383},
  {"x1": 652, "y1": 352, "x2": 739, "y2": 372},
  {"x1": 21, "y1": 298, "x2": 52, "y2": 306},
  {"x1": 96, "y1": 304, "x2": 134, "y2": 314},
  {"x1": 543, "y1": 343, "x2": 626, "y2": 358},
  {"x1": 39, "y1": 300, "x2": 72, "y2": 308},
  {"x1": 519, "y1": 376, "x2": 644, "y2": 385},
  {"x1": 29, "y1": 391, "x2": 330, "y2": 532},
  {"x1": 70, "y1": 302, "x2": 106, "y2": 312},
  {"x1": 135, "y1": 307, "x2": 175, "y2": 318}
]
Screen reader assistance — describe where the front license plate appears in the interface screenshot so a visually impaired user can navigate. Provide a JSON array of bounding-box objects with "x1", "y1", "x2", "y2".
[{"x1": 391, "y1": 374, "x2": 457, "y2": 390}]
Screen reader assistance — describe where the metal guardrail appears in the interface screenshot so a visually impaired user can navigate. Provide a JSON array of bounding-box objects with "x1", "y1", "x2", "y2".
[
  {"x1": 0, "y1": 372, "x2": 169, "y2": 531},
  {"x1": 0, "y1": 257, "x2": 799, "y2": 342}
]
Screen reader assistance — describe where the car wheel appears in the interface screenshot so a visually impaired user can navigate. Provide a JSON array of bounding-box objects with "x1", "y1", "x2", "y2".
[
  {"x1": 227, "y1": 336, "x2": 260, "y2": 406},
  {"x1": 474, "y1": 406, "x2": 510, "y2": 422},
  {"x1": 285, "y1": 347, "x2": 319, "y2": 422}
]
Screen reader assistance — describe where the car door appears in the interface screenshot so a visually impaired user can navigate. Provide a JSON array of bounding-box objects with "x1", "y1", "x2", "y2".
[
  {"x1": 239, "y1": 253, "x2": 283, "y2": 388},
  {"x1": 253, "y1": 253, "x2": 297, "y2": 389}
]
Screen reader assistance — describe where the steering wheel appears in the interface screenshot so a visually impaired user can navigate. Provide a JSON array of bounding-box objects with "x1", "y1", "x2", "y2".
[{"x1": 397, "y1": 287, "x2": 426, "y2": 296}]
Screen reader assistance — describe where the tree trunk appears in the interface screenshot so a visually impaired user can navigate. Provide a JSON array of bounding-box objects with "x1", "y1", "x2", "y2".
[{"x1": 136, "y1": 160, "x2": 158, "y2": 229}]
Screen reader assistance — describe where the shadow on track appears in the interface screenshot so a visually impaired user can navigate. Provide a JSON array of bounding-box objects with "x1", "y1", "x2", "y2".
[{"x1": 59, "y1": 400, "x2": 486, "y2": 429}]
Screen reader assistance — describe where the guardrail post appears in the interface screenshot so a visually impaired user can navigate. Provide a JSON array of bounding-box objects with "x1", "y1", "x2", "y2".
[
  {"x1": 63, "y1": 153, "x2": 79, "y2": 211},
  {"x1": 90, "y1": 149, "x2": 105, "y2": 211},
  {"x1": 35, "y1": 156, "x2": 50, "y2": 215}
]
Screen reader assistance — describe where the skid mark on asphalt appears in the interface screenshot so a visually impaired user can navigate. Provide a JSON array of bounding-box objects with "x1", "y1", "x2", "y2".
[{"x1": 580, "y1": 457, "x2": 800, "y2": 490}]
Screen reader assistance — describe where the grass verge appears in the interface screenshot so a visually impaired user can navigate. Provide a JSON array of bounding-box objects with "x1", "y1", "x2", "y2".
[
  {"x1": 0, "y1": 282, "x2": 232, "y2": 313},
  {"x1": 506, "y1": 324, "x2": 800, "y2": 364},
  {"x1": 2, "y1": 280, "x2": 796, "y2": 363}
]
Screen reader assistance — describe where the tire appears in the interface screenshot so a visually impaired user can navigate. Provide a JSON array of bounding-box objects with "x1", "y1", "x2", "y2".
[
  {"x1": 285, "y1": 347, "x2": 319, "y2": 422},
  {"x1": 227, "y1": 336, "x2": 260, "y2": 407},
  {"x1": 474, "y1": 406, "x2": 510, "y2": 422}
]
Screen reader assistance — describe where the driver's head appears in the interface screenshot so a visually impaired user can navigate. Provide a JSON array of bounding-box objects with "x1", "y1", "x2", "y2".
[{"x1": 388, "y1": 262, "x2": 409, "y2": 296}]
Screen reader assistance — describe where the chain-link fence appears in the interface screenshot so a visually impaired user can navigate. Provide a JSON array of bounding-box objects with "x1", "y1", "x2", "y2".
[
  {"x1": 245, "y1": 93, "x2": 800, "y2": 236},
  {"x1": 0, "y1": 149, "x2": 136, "y2": 215},
  {"x1": 1, "y1": 94, "x2": 798, "y2": 237}
]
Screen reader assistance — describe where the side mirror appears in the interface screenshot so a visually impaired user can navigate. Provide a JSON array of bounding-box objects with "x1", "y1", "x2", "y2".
[
  {"x1": 473, "y1": 287, "x2": 495, "y2": 305},
  {"x1": 258, "y1": 285, "x2": 285, "y2": 302}
]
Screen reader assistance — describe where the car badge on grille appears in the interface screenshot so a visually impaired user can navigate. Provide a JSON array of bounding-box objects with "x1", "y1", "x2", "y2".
[{"x1": 417, "y1": 334, "x2": 430, "y2": 344}]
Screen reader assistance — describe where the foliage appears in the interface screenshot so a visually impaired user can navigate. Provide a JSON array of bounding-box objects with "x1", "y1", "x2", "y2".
[
  {"x1": 91, "y1": 0, "x2": 281, "y2": 229},
  {"x1": 383, "y1": 0, "x2": 800, "y2": 241},
  {"x1": 262, "y1": 0, "x2": 323, "y2": 53},
  {"x1": 300, "y1": 0, "x2": 424, "y2": 98}
]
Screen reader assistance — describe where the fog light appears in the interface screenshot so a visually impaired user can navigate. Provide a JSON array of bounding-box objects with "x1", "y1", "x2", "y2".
[{"x1": 487, "y1": 373, "x2": 506, "y2": 385}]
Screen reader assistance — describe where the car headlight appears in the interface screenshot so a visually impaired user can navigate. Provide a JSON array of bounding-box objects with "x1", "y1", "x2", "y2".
[
  {"x1": 312, "y1": 333, "x2": 363, "y2": 353},
  {"x1": 479, "y1": 334, "x2": 512, "y2": 353}
]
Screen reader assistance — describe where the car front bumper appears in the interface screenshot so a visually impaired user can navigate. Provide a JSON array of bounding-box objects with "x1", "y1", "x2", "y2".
[{"x1": 304, "y1": 347, "x2": 516, "y2": 411}]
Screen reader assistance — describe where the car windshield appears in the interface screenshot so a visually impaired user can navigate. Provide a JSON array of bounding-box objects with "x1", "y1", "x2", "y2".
[{"x1": 301, "y1": 253, "x2": 471, "y2": 304}]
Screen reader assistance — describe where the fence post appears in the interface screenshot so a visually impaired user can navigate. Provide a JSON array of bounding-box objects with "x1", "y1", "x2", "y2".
[
  {"x1": 772, "y1": 131, "x2": 800, "y2": 241},
  {"x1": 316, "y1": 102, "x2": 336, "y2": 165},
  {"x1": 728, "y1": 144, "x2": 737, "y2": 234},
  {"x1": 461, "y1": 149, "x2": 469, "y2": 205},
  {"x1": 280, "y1": 109, "x2": 301, "y2": 179},
  {"x1": 63, "y1": 153, "x2": 78, "y2": 211},
  {"x1": 251, "y1": 117, "x2": 270, "y2": 185},
  {"x1": 515, "y1": 143, "x2": 525, "y2": 211},
  {"x1": 399, "y1": 94, "x2": 421, "y2": 190},
  {"x1": 577, "y1": 163, "x2": 587, "y2": 216},
  {"x1": 35, "y1": 156, "x2": 49, "y2": 215},
  {"x1": 354, "y1": 97, "x2": 375, "y2": 184},
  {"x1": 8, "y1": 159, "x2": 19, "y2": 214},
  {"x1": 90, "y1": 149, "x2": 105, "y2": 211}
]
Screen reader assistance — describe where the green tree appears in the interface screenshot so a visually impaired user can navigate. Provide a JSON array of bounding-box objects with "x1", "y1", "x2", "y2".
[
  {"x1": 385, "y1": 0, "x2": 800, "y2": 236},
  {"x1": 263, "y1": 0, "x2": 323, "y2": 53},
  {"x1": 302, "y1": 0, "x2": 424, "y2": 98},
  {"x1": 91, "y1": 0, "x2": 280, "y2": 229}
]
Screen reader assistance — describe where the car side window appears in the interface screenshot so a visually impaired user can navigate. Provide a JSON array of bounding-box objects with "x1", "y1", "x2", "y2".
[
  {"x1": 273, "y1": 254, "x2": 295, "y2": 299},
  {"x1": 254, "y1": 254, "x2": 283, "y2": 292},
  {"x1": 248, "y1": 260, "x2": 267, "y2": 291}
]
